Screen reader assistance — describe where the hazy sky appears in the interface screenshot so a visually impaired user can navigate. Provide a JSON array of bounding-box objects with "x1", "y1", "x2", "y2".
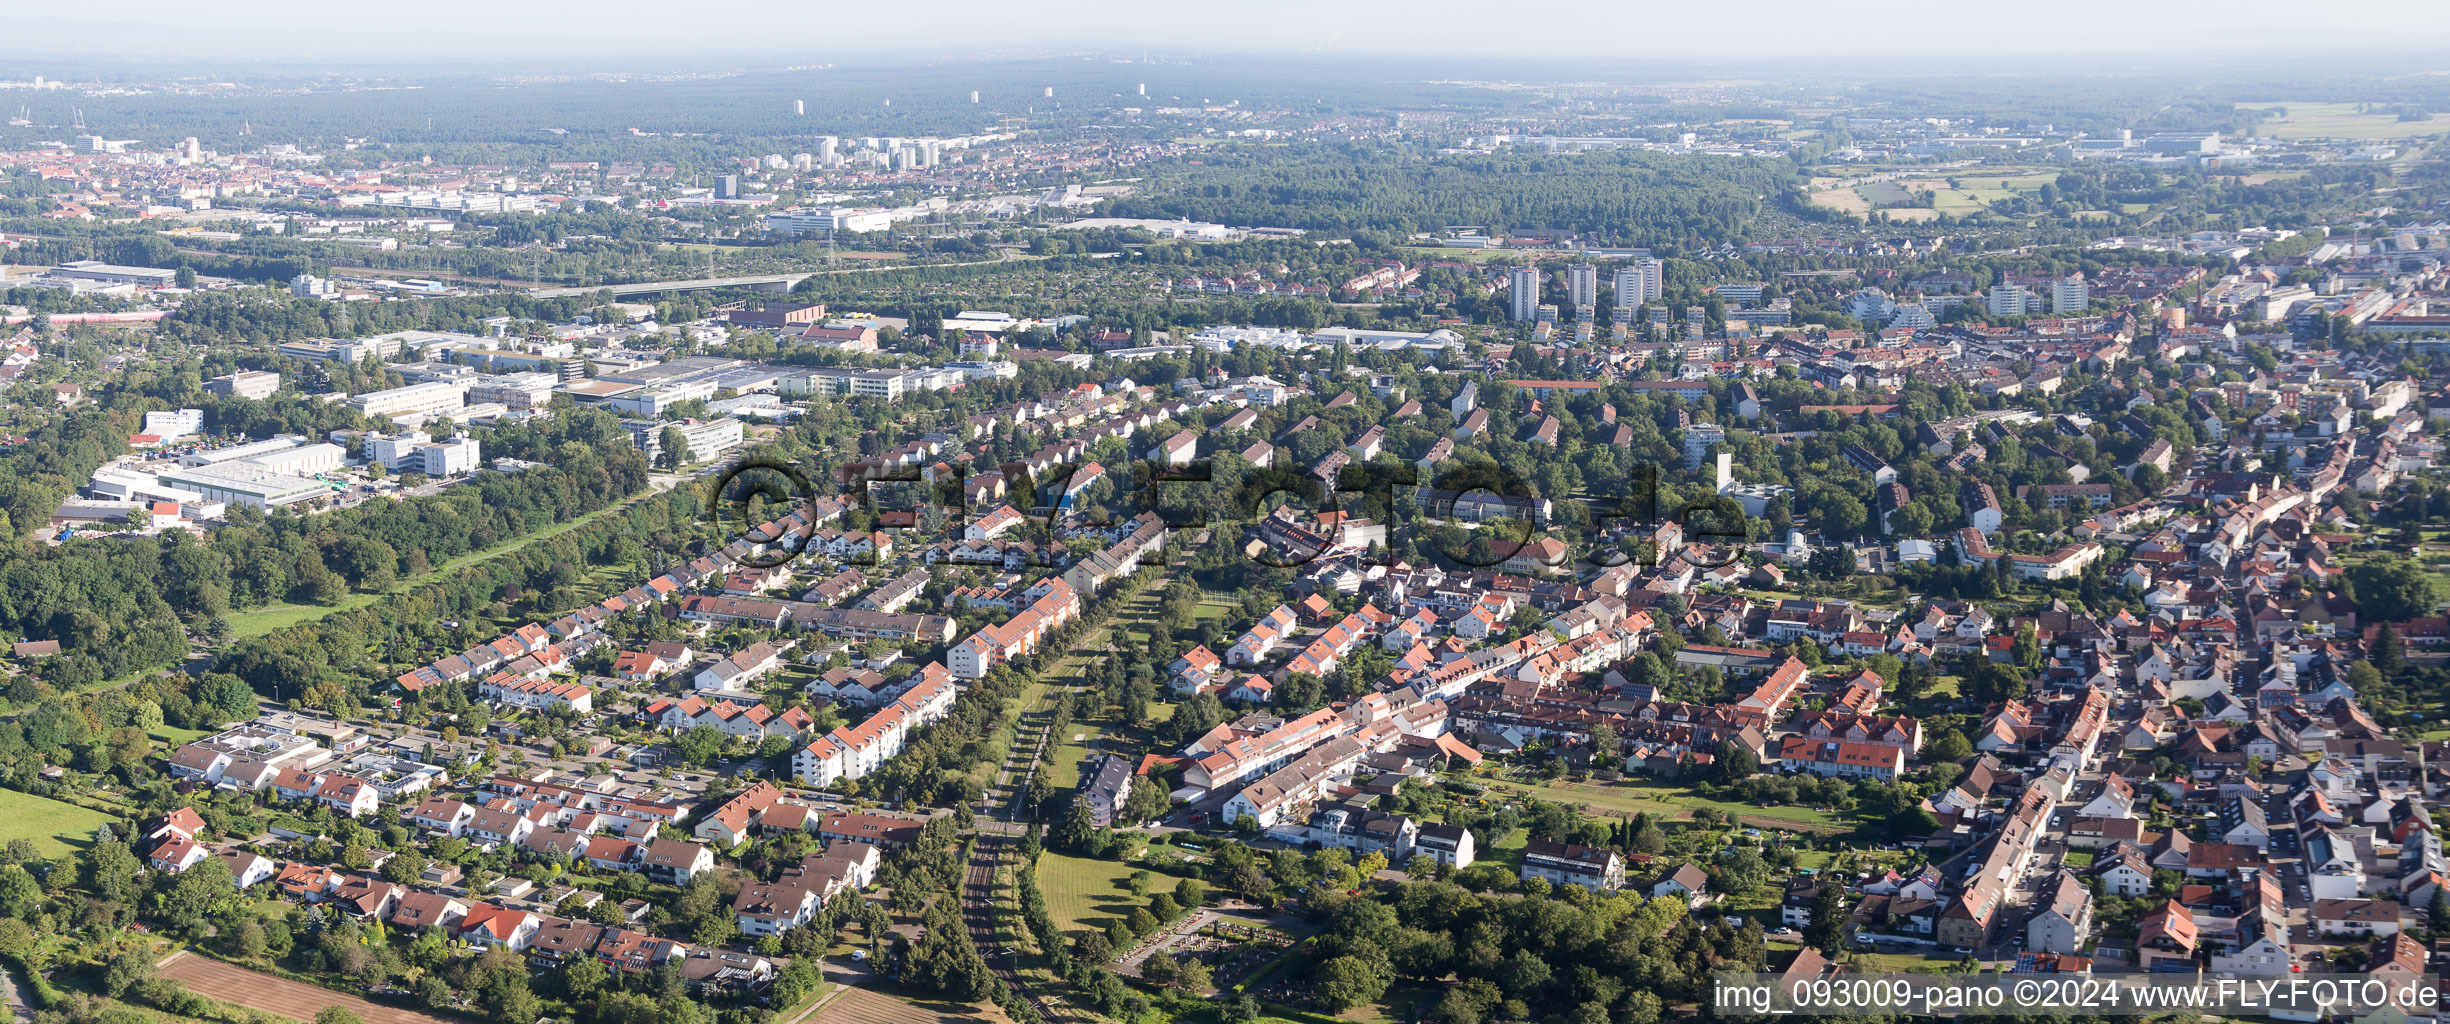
[{"x1": 8, "y1": 0, "x2": 2450, "y2": 61}]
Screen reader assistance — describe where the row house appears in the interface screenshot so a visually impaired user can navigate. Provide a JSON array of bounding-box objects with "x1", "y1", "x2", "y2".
[
  {"x1": 268, "y1": 767, "x2": 384, "y2": 817},
  {"x1": 694, "y1": 641, "x2": 787, "y2": 692},
  {"x1": 479, "y1": 676, "x2": 594, "y2": 713},
  {"x1": 1278, "y1": 607, "x2": 1391, "y2": 681},
  {"x1": 1226, "y1": 604, "x2": 1301, "y2": 668},
  {"x1": 793, "y1": 663, "x2": 960, "y2": 786},
  {"x1": 1775, "y1": 736, "x2": 1908, "y2": 780},
  {"x1": 613, "y1": 641, "x2": 696, "y2": 681},
  {"x1": 948, "y1": 578, "x2": 1079, "y2": 679},
  {"x1": 1792, "y1": 710, "x2": 1922, "y2": 751},
  {"x1": 733, "y1": 844, "x2": 882, "y2": 937},
  {"x1": 644, "y1": 695, "x2": 817, "y2": 741},
  {"x1": 1062, "y1": 513, "x2": 1170, "y2": 596}
]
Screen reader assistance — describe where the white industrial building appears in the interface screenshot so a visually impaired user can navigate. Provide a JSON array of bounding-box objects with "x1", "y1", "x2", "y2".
[
  {"x1": 180, "y1": 436, "x2": 306, "y2": 467},
  {"x1": 158, "y1": 462, "x2": 334, "y2": 509},
  {"x1": 206, "y1": 371, "x2": 281, "y2": 400},
  {"x1": 244, "y1": 442, "x2": 347, "y2": 476}
]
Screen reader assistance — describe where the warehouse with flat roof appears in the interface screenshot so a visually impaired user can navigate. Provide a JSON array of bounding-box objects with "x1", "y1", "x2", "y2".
[{"x1": 158, "y1": 462, "x2": 334, "y2": 509}]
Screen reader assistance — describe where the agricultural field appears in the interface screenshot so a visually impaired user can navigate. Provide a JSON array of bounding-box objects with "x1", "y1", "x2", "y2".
[
  {"x1": 155, "y1": 953, "x2": 459, "y2": 1024},
  {"x1": 1806, "y1": 189, "x2": 1870, "y2": 216},
  {"x1": 2238, "y1": 102, "x2": 2448, "y2": 141},
  {"x1": 824, "y1": 981, "x2": 1011, "y2": 1024},
  {"x1": 1811, "y1": 169, "x2": 2060, "y2": 221},
  {"x1": 0, "y1": 789, "x2": 121, "y2": 857},
  {"x1": 1856, "y1": 182, "x2": 1916, "y2": 206}
]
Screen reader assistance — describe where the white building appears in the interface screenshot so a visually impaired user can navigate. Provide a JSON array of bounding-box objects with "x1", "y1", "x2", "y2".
[
  {"x1": 244, "y1": 442, "x2": 347, "y2": 476},
  {"x1": 350, "y1": 381, "x2": 468, "y2": 420},
  {"x1": 628, "y1": 418, "x2": 744, "y2": 463},
  {"x1": 1566, "y1": 263, "x2": 1598, "y2": 308},
  {"x1": 2051, "y1": 275, "x2": 2090, "y2": 314},
  {"x1": 157, "y1": 462, "x2": 331, "y2": 509},
  {"x1": 141, "y1": 408, "x2": 205, "y2": 443},
  {"x1": 1508, "y1": 268, "x2": 1539, "y2": 322},
  {"x1": 1987, "y1": 283, "x2": 2037, "y2": 317},
  {"x1": 207, "y1": 371, "x2": 281, "y2": 400},
  {"x1": 410, "y1": 433, "x2": 481, "y2": 476}
]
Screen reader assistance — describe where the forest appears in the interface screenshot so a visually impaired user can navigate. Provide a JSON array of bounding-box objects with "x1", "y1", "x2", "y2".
[
  {"x1": 1100, "y1": 146, "x2": 1788, "y2": 247},
  {"x1": 0, "y1": 403, "x2": 652, "y2": 697}
]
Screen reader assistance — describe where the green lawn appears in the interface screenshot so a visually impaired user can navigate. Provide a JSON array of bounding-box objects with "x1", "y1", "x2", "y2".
[
  {"x1": 0, "y1": 790, "x2": 122, "y2": 857},
  {"x1": 1477, "y1": 828, "x2": 1528, "y2": 872},
  {"x1": 1477, "y1": 776, "x2": 1853, "y2": 833},
  {"x1": 2061, "y1": 851, "x2": 2094, "y2": 869},
  {"x1": 226, "y1": 598, "x2": 378, "y2": 639},
  {"x1": 148, "y1": 725, "x2": 215, "y2": 745},
  {"x1": 1847, "y1": 951, "x2": 1970, "y2": 973},
  {"x1": 1036, "y1": 851, "x2": 1147, "y2": 937},
  {"x1": 1395, "y1": 246, "x2": 1515, "y2": 264}
]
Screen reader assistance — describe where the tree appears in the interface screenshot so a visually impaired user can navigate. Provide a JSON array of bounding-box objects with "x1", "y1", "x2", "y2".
[
  {"x1": 1715, "y1": 739, "x2": 1759, "y2": 783},
  {"x1": 564, "y1": 956, "x2": 611, "y2": 999},
  {"x1": 1630, "y1": 821, "x2": 1666, "y2": 855},
  {"x1": 0, "y1": 867, "x2": 34, "y2": 920},
  {"x1": 83, "y1": 840, "x2": 143, "y2": 902},
  {"x1": 382, "y1": 850, "x2": 430, "y2": 885},
  {"x1": 1050, "y1": 798, "x2": 1098, "y2": 852},
  {"x1": 654, "y1": 426, "x2": 696, "y2": 471},
  {"x1": 1927, "y1": 730, "x2": 1972, "y2": 762},
  {"x1": 316, "y1": 1009, "x2": 365, "y2": 1024},
  {"x1": 1805, "y1": 883, "x2": 1851, "y2": 954},
  {"x1": 1074, "y1": 930, "x2": 1114, "y2": 964},
  {"x1": 1122, "y1": 775, "x2": 1172, "y2": 824},
  {"x1": 103, "y1": 947, "x2": 153, "y2": 997},
  {"x1": 1314, "y1": 955, "x2": 1390, "y2": 1012},
  {"x1": 1586, "y1": 723, "x2": 1619, "y2": 767},
  {"x1": 2374, "y1": 621, "x2": 2406, "y2": 675},
  {"x1": 675, "y1": 725, "x2": 727, "y2": 766},
  {"x1": 2349, "y1": 660, "x2": 2385, "y2": 695},
  {"x1": 1169, "y1": 955, "x2": 1214, "y2": 993},
  {"x1": 2349, "y1": 556, "x2": 2440, "y2": 623}
]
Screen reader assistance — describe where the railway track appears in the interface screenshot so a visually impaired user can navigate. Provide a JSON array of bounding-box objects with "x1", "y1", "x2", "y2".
[{"x1": 964, "y1": 833, "x2": 1081, "y2": 1023}]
